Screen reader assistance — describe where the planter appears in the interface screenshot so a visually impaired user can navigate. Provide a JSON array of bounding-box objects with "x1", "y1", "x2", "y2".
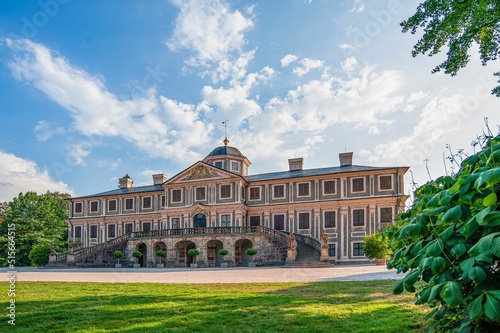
[
  {"x1": 248, "y1": 262, "x2": 256, "y2": 267},
  {"x1": 157, "y1": 263, "x2": 164, "y2": 268},
  {"x1": 133, "y1": 264, "x2": 140, "y2": 268},
  {"x1": 114, "y1": 264, "x2": 122, "y2": 268},
  {"x1": 375, "y1": 258, "x2": 387, "y2": 265},
  {"x1": 190, "y1": 263, "x2": 198, "y2": 268},
  {"x1": 220, "y1": 262, "x2": 228, "y2": 268}
]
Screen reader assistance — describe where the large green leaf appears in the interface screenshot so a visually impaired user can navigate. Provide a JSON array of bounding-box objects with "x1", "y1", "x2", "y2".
[
  {"x1": 440, "y1": 281, "x2": 462, "y2": 307},
  {"x1": 475, "y1": 206, "x2": 492, "y2": 226},
  {"x1": 483, "y1": 192, "x2": 497, "y2": 206},
  {"x1": 393, "y1": 279, "x2": 404, "y2": 295},
  {"x1": 451, "y1": 243, "x2": 467, "y2": 257},
  {"x1": 492, "y1": 237, "x2": 500, "y2": 257},
  {"x1": 431, "y1": 257, "x2": 447, "y2": 274},
  {"x1": 442, "y1": 205, "x2": 462, "y2": 223},
  {"x1": 468, "y1": 266, "x2": 487, "y2": 284},
  {"x1": 459, "y1": 218, "x2": 479, "y2": 238},
  {"x1": 467, "y1": 295, "x2": 484, "y2": 320},
  {"x1": 439, "y1": 225, "x2": 454, "y2": 240},
  {"x1": 426, "y1": 239, "x2": 445, "y2": 257},
  {"x1": 416, "y1": 287, "x2": 431, "y2": 305},
  {"x1": 404, "y1": 270, "x2": 420, "y2": 286},
  {"x1": 468, "y1": 232, "x2": 500, "y2": 256},
  {"x1": 476, "y1": 167, "x2": 500, "y2": 189},
  {"x1": 484, "y1": 294, "x2": 500, "y2": 321}
]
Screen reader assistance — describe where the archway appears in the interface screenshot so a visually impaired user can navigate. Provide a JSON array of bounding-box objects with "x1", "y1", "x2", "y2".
[
  {"x1": 175, "y1": 240, "x2": 196, "y2": 267},
  {"x1": 154, "y1": 241, "x2": 167, "y2": 266},
  {"x1": 137, "y1": 243, "x2": 147, "y2": 267},
  {"x1": 234, "y1": 239, "x2": 253, "y2": 266},
  {"x1": 193, "y1": 213, "x2": 207, "y2": 228},
  {"x1": 206, "y1": 240, "x2": 224, "y2": 267}
]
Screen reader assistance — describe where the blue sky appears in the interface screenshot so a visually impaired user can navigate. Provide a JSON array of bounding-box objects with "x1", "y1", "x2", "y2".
[{"x1": 1, "y1": 0, "x2": 499, "y2": 202}]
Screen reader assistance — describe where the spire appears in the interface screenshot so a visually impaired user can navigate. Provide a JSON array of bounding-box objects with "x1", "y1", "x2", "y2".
[{"x1": 222, "y1": 119, "x2": 229, "y2": 146}]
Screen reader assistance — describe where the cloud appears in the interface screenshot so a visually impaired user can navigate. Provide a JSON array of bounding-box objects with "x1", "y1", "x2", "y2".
[
  {"x1": 34, "y1": 120, "x2": 65, "y2": 141},
  {"x1": 341, "y1": 56, "x2": 358, "y2": 72},
  {"x1": 0, "y1": 150, "x2": 73, "y2": 202},
  {"x1": 292, "y1": 58, "x2": 324, "y2": 77},
  {"x1": 351, "y1": 0, "x2": 365, "y2": 12},
  {"x1": 281, "y1": 54, "x2": 298, "y2": 67}
]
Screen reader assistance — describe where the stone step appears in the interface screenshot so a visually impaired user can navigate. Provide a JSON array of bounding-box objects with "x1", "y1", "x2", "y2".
[{"x1": 283, "y1": 260, "x2": 334, "y2": 268}]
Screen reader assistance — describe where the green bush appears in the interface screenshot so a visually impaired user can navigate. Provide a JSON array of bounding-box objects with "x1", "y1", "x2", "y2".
[
  {"x1": 246, "y1": 248, "x2": 257, "y2": 256},
  {"x1": 28, "y1": 244, "x2": 51, "y2": 267},
  {"x1": 113, "y1": 251, "x2": 123, "y2": 263},
  {"x1": 362, "y1": 233, "x2": 390, "y2": 260},
  {"x1": 132, "y1": 251, "x2": 143, "y2": 258},
  {"x1": 218, "y1": 249, "x2": 229, "y2": 256},
  {"x1": 155, "y1": 250, "x2": 166, "y2": 257},
  {"x1": 187, "y1": 249, "x2": 200, "y2": 257},
  {"x1": 384, "y1": 134, "x2": 500, "y2": 332}
]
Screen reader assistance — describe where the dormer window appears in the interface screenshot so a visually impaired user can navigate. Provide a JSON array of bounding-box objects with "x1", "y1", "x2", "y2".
[
  {"x1": 230, "y1": 161, "x2": 240, "y2": 172},
  {"x1": 214, "y1": 160, "x2": 223, "y2": 169}
]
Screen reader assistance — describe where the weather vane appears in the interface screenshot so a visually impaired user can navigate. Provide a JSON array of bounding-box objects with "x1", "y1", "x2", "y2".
[{"x1": 222, "y1": 119, "x2": 229, "y2": 146}]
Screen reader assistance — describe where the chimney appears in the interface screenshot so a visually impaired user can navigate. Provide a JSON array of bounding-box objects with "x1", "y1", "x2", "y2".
[
  {"x1": 153, "y1": 173, "x2": 168, "y2": 185},
  {"x1": 119, "y1": 174, "x2": 133, "y2": 189},
  {"x1": 288, "y1": 157, "x2": 304, "y2": 171},
  {"x1": 339, "y1": 152, "x2": 353, "y2": 167}
]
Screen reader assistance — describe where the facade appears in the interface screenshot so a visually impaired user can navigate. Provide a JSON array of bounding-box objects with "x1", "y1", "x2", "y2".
[{"x1": 66, "y1": 139, "x2": 408, "y2": 267}]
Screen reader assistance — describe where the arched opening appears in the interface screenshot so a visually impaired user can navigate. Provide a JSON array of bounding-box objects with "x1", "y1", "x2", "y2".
[
  {"x1": 193, "y1": 213, "x2": 207, "y2": 228},
  {"x1": 154, "y1": 241, "x2": 167, "y2": 267},
  {"x1": 175, "y1": 240, "x2": 196, "y2": 267},
  {"x1": 137, "y1": 243, "x2": 147, "y2": 267},
  {"x1": 206, "y1": 240, "x2": 224, "y2": 267},
  {"x1": 234, "y1": 239, "x2": 253, "y2": 266}
]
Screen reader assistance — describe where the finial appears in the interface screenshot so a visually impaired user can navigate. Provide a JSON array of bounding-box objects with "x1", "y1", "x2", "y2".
[
  {"x1": 222, "y1": 119, "x2": 229, "y2": 146},
  {"x1": 223, "y1": 137, "x2": 229, "y2": 146}
]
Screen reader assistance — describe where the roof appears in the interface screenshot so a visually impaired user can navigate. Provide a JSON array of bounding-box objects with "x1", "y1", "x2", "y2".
[
  {"x1": 245, "y1": 165, "x2": 405, "y2": 182},
  {"x1": 207, "y1": 145, "x2": 244, "y2": 157},
  {"x1": 71, "y1": 184, "x2": 164, "y2": 199}
]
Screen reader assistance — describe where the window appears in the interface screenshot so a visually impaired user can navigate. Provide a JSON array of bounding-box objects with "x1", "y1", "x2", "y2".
[
  {"x1": 298, "y1": 183, "x2": 310, "y2": 196},
  {"x1": 74, "y1": 202, "x2": 83, "y2": 214},
  {"x1": 353, "y1": 209, "x2": 365, "y2": 226},
  {"x1": 107, "y1": 224, "x2": 116, "y2": 238},
  {"x1": 249, "y1": 187, "x2": 260, "y2": 200},
  {"x1": 220, "y1": 184, "x2": 231, "y2": 199},
  {"x1": 273, "y1": 185, "x2": 285, "y2": 198},
  {"x1": 379, "y1": 175, "x2": 393, "y2": 190},
  {"x1": 241, "y1": 186, "x2": 245, "y2": 200},
  {"x1": 125, "y1": 223, "x2": 133, "y2": 233},
  {"x1": 142, "y1": 222, "x2": 151, "y2": 232},
  {"x1": 273, "y1": 214, "x2": 285, "y2": 231},
  {"x1": 90, "y1": 225, "x2": 98, "y2": 239},
  {"x1": 214, "y1": 161, "x2": 223, "y2": 169},
  {"x1": 142, "y1": 197, "x2": 152, "y2": 209},
  {"x1": 231, "y1": 161, "x2": 239, "y2": 172},
  {"x1": 298, "y1": 212, "x2": 310, "y2": 229},
  {"x1": 221, "y1": 214, "x2": 231, "y2": 227},
  {"x1": 323, "y1": 180, "x2": 336, "y2": 195},
  {"x1": 352, "y1": 178, "x2": 365, "y2": 192},
  {"x1": 380, "y1": 207, "x2": 393, "y2": 223},
  {"x1": 125, "y1": 198, "x2": 134, "y2": 210},
  {"x1": 108, "y1": 200, "x2": 117, "y2": 212},
  {"x1": 353, "y1": 243, "x2": 364, "y2": 256},
  {"x1": 90, "y1": 201, "x2": 98, "y2": 212},
  {"x1": 328, "y1": 244, "x2": 336, "y2": 257},
  {"x1": 161, "y1": 195, "x2": 166, "y2": 207},
  {"x1": 172, "y1": 189, "x2": 182, "y2": 202},
  {"x1": 171, "y1": 218, "x2": 180, "y2": 229},
  {"x1": 74, "y1": 226, "x2": 82, "y2": 238},
  {"x1": 195, "y1": 187, "x2": 206, "y2": 201},
  {"x1": 324, "y1": 211, "x2": 336, "y2": 228},
  {"x1": 249, "y1": 216, "x2": 260, "y2": 226}
]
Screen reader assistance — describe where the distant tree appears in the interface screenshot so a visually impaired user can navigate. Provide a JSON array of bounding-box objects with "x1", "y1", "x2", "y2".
[
  {"x1": 0, "y1": 191, "x2": 69, "y2": 266},
  {"x1": 28, "y1": 243, "x2": 51, "y2": 267},
  {"x1": 402, "y1": 1, "x2": 500, "y2": 96}
]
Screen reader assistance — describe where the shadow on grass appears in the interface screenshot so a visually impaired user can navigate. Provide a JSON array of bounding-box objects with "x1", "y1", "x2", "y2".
[{"x1": 0, "y1": 281, "x2": 427, "y2": 333}]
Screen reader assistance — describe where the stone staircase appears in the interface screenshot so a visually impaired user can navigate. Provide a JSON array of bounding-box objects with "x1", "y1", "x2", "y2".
[{"x1": 284, "y1": 239, "x2": 334, "y2": 268}]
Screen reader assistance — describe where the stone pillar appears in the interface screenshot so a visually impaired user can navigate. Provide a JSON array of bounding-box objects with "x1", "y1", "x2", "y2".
[
  {"x1": 49, "y1": 242, "x2": 56, "y2": 263},
  {"x1": 66, "y1": 244, "x2": 75, "y2": 264}
]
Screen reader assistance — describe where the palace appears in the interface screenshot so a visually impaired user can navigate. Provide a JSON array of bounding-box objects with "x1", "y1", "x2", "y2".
[{"x1": 60, "y1": 139, "x2": 408, "y2": 268}]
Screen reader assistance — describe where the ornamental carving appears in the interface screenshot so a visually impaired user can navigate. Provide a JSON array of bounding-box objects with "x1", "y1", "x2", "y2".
[{"x1": 182, "y1": 165, "x2": 220, "y2": 181}]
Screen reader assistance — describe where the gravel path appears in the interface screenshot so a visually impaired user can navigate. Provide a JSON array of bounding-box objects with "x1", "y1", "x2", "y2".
[{"x1": 2, "y1": 265, "x2": 403, "y2": 284}]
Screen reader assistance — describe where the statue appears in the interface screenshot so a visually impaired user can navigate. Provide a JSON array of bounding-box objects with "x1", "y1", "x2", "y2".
[
  {"x1": 321, "y1": 232, "x2": 329, "y2": 247},
  {"x1": 288, "y1": 233, "x2": 297, "y2": 249},
  {"x1": 68, "y1": 244, "x2": 74, "y2": 255},
  {"x1": 50, "y1": 242, "x2": 55, "y2": 255}
]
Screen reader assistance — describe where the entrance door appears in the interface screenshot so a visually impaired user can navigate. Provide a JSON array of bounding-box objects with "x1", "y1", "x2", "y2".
[{"x1": 193, "y1": 213, "x2": 207, "y2": 228}]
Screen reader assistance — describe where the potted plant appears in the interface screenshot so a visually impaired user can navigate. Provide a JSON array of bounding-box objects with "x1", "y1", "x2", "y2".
[
  {"x1": 155, "y1": 250, "x2": 166, "y2": 268},
  {"x1": 362, "y1": 233, "x2": 391, "y2": 265},
  {"x1": 246, "y1": 248, "x2": 257, "y2": 267},
  {"x1": 114, "y1": 251, "x2": 124, "y2": 268},
  {"x1": 218, "y1": 248, "x2": 229, "y2": 268},
  {"x1": 187, "y1": 248, "x2": 200, "y2": 268},
  {"x1": 132, "y1": 250, "x2": 143, "y2": 268}
]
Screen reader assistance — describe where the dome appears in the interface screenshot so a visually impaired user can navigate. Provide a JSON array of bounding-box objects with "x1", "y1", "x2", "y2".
[{"x1": 207, "y1": 145, "x2": 244, "y2": 157}]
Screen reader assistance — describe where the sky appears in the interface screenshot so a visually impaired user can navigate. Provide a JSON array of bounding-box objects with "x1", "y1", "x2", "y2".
[{"x1": 0, "y1": 0, "x2": 499, "y2": 203}]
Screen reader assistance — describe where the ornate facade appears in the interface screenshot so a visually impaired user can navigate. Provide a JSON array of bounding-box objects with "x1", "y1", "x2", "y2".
[{"x1": 66, "y1": 140, "x2": 408, "y2": 267}]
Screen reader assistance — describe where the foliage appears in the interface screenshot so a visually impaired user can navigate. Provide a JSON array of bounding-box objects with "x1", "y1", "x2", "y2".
[
  {"x1": 113, "y1": 251, "x2": 123, "y2": 263},
  {"x1": 402, "y1": 1, "x2": 500, "y2": 96},
  {"x1": 384, "y1": 134, "x2": 500, "y2": 332},
  {"x1": 155, "y1": 250, "x2": 166, "y2": 257},
  {"x1": 28, "y1": 243, "x2": 51, "y2": 267},
  {"x1": 1, "y1": 280, "x2": 428, "y2": 332},
  {"x1": 362, "y1": 233, "x2": 391, "y2": 260},
  {"x1": 187, "y1": 249, "x2": 200, "y2": 257},
  {"x1": 0, "y1": 191, "x2": 69, "y2": 266},
  {"x1": 246, "y1": 248, "x2": 257, "y2": 256},
  {"x1": 219, "y1": 248, "x2": 229, "y2": 256},
  {"x1": 132, "y1": 251, "x2": 143, "y2": 258}
]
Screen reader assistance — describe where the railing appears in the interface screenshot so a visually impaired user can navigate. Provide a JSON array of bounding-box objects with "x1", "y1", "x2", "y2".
[
  {"x1": 56, "y1": 252, "x2": 67, "y2": 261},
  {"x1": 260, "y1": 227, "x2": 290, "y2": 246},
  {"x1": 73, "y1": 233, "x2": 129, "y2": 262},
  {"x1": 294, "y1": 233, "x2": 322, "y2": 252}
]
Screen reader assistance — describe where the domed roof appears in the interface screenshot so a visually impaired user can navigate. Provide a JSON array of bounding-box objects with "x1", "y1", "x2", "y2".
[{"x1": 207, "y1": 145, "x2": 244, "y2": 157}]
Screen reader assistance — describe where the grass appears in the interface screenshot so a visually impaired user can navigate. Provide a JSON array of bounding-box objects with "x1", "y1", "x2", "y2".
[{"x1": 0, "y1": 280, "x2": 428, "y2": 333}]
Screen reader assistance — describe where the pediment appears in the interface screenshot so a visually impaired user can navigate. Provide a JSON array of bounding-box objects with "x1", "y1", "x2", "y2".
[{"x1": 181, "y1": 164, "x2": 221, "y2": 181}]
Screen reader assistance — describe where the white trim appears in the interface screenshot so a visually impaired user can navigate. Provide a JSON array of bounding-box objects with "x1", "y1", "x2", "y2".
[
  {"x1": 323, "y1": 210, "x2": 336, "y2": 228},
  {"x1": 378, "y1": 174, "x2": 393, "y2": 191},
  {"x1": 195, "y1": 186, "x2": 207, "y2": 201},
  {"x1": 230, "y1": 160, "x2": 240, "y2": 172},
  {"x1": 272, "y1": 184, "x2": 286, "y2": 199},
  {"x1": 379, "y1": 207, "x2": 393, "y2": 223},
  {"x1": 351, "y1": 241, "x2": 366, "y2": 257},
  {"x1": 107, "y1": 199, "x2": 118, "y2": 212},
  {"x1": 171, "y1": 188, "x2": 183, "y2": 203},
  {"x1": 142, "y1": 196, "x2": 153, "y2": 209},
  {"x1": 124, "y1": 198, "x2": 135, "y2": 211},
  {"x1": 220, "y1": 214, "x2": 231, "y2": 227},
  {"x1": 322, "y1": 180, "x2": 337, "y2": 195},
  {"x1": 351, "y1": 177, "x2": 365, "y2": 193},
  {"x1": 219, "y1": 184, "x2": 232, "y2": 199},
  {"x1": 297, "y1": 182, "x2": 310, "y2": 197},
  {"x1": 74, "y1": 202, "x2": 83, "y2": 214},
  {"x1": 89, "y1": 200, "x2": 99, "y2": 213},
  {"x1": 248, "y1": 186, "x2": 261, "y2": 201},
  {"x1": 107, "y1": 223, "x2": 117, "y2": 239},
  {"x1": 298, "y1": 212, "x2": 310, "y2": 230},
  {"x1": 213, "y1": 160, "x2": 224, "y2": 169},
  {"x1": 352, "y1": 208, "x2": 365, "y2": 227}
]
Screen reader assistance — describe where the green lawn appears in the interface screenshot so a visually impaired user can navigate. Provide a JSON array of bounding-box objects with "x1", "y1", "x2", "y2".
[{"x1": 0, "y1": 280, "x2": 427, "y2": 333}]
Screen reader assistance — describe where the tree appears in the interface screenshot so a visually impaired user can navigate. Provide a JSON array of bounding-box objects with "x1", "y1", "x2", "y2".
[
  {"x1": 28, "y1": 243, "x2": 51, "y2": 267},
  {"x1": 362, "y1": 233, "x2": 391, "y2": 260},
  {"x1": 0, "y1": 191, "x2": 69, "y2": 266},
  {"x1": 384, "y1": 134, "x2": 500, "y2": 332},
  {"x1": 402, "y1": 1, "x2": 500, "y2": 96}
]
